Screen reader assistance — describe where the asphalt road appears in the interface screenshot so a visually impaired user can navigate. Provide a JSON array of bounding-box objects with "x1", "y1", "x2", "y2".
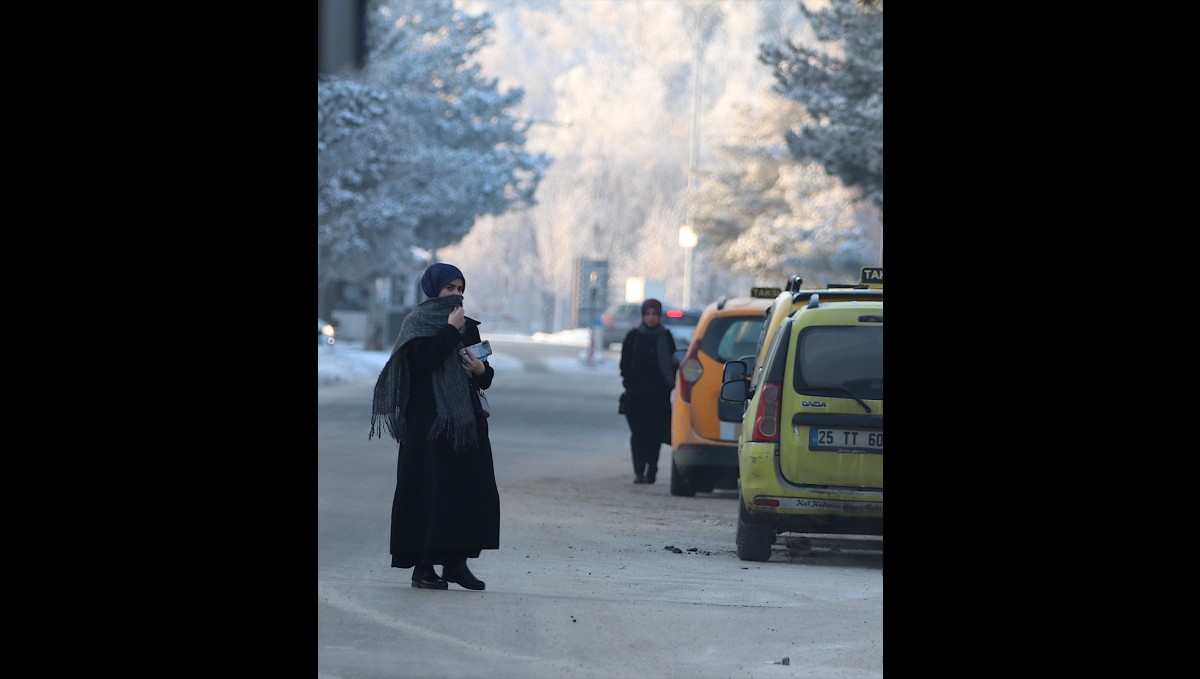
[{"x1": 318, "y1": 338, "x2": 882, "y2": 678}]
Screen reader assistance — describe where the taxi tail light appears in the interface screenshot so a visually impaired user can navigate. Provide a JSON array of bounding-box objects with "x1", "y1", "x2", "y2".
[
  {"x1": 677, "y1": 342, "x2": 703, "y2": 404},
  {"x1": 751, "y1": 382, "x2": 781, "y2": 442}
]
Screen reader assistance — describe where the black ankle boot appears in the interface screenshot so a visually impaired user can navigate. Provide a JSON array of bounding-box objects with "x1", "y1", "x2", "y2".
[
  {"x1": 442, "y1": 560, "x2": 486, "y2": 591},
  {"x1": 633, "y1": 473, "x2": 646, "y2": 484},
  {"x1": 645, "y1": 467, "x2": 657, "y2": 484},
  {"x1": 411, "y1": 564, "x2": 448, "y2": 590}
]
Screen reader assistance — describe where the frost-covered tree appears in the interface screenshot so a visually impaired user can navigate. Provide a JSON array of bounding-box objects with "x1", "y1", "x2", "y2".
[
  {"x1": 445, "y1": 1, "x2": 836, "y2": 332},
  {"x1": 318, "y1": 0, "x2": 549, "y2": 293},
  {"x1": 759, "y1": 0, "x2": 882, "y2": 213},
  {"x1": 447, "y1": 0, "x2": 707, "y2": 327},
  {"x1": 688, "y1": 96, "x2": 878, "y2": 285},
  {"x1": 318, "y1": 78, "x2": 405, "y2": 285}
]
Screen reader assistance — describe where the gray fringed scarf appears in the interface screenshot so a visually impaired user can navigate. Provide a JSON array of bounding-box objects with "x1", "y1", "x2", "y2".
[
  {"x1": 636, "y1": 323, "x2": 676, "y2": 388},
  {"x1": 369, "y1": 294, "x2": 479, "y2": 452}
]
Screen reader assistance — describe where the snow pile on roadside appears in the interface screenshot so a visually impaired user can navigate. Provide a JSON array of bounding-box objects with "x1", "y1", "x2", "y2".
[
  {"x1": 318, "y1": 344, "x2": 389, "y2": 386},
  {"x1": 318, "y1": 328, "x2": 601, "y2": 386}
]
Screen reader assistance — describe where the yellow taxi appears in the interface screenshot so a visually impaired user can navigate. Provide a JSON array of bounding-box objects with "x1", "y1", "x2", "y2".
[
  {"x1": 669, "y1": 288, "x2": 778, "y2": 496},
  {"x1": 719, "y1": 267, "x2": 883, "y2": 561}
]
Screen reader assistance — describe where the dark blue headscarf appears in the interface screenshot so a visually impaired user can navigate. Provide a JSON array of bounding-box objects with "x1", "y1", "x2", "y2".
[{"x1": 420, "y1": 263, "x2": 465, "y2": 299}]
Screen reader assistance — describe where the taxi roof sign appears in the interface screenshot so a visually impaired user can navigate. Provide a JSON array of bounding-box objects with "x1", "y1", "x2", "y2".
[
  {"x1": 751, "y1": 286, "x2": 782, "y2": 298},
  {"x1": 860, "y1": 266, "x2": 883, "y2": 288}
]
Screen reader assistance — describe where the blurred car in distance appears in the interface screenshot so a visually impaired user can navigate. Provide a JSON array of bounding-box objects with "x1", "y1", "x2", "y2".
[
  {"x1": 662, "y1": 307, "x2": 703, "y2": 347},
  {"x1": 669, "y1": 290, "x2": 777, "y2": 496},
  {"x1": 318, "y1": 318, "x2": 336, "y2": 345},
  {"x1": 600, "y1": 301, "x2": 698, "y2": 349},
  {"x1": 599, "y1": 301, "x2": 644, "y2": 349}
]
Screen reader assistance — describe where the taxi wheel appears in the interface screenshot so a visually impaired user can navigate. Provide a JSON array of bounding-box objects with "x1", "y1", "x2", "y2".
[
  {"x1": 670, "y1": 460, "x2": 697, "y2": 497},
  {"x1": 736, "y1": 498, "x2": 774, "y2": 562}
]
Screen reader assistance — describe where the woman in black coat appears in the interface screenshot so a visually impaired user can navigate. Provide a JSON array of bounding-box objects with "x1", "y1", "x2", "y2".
[
  {"x1": 370, "y1": 263, "x2": 500, "y2": 591},
  {"x1": 619, "y1": 298, "x2": 677, "y2": 484}
]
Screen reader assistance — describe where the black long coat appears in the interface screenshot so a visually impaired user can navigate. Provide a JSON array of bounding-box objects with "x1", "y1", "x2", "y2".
[
  {"x1": 619, "y1": 326, "x2": 676, "y2": 446},
  {"x1": 390, "y1": 318, "x2": 499, "y2": 568}
]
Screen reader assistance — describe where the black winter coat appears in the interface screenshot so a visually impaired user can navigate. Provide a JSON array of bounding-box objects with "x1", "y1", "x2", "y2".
[
  {"x1": 619, "y1": 325, "x2": 676, "y2": 446},
  {"x1": 389, "y1": 318, "x2": 499, "y2": 567}
]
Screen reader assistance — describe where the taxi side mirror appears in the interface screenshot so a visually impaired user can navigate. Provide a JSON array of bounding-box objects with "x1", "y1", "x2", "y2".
[
  {"x1": 723, "y1": 360, "x2": 747, "y2": 382},
  {"x1": 718, "y1": 360, "x2": 750, "y2": 422}
]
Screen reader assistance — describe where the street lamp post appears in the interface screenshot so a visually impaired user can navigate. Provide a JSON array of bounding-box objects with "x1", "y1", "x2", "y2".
[{"x1": 679, "y1": 225, "x2": 697, "y2": 308}]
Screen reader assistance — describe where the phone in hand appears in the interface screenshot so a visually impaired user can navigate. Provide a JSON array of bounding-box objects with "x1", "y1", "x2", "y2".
[{"x1": 463, "y1": 340, "x2": 492, "y2": 360}]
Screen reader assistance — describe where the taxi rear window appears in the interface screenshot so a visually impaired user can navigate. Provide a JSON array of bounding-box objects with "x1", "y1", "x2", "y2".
[
  {"x1": 699, "y1": 317, "x2": 767, "y2": 362},
  {"x1": 795, "y1": 326, "x2": 883, "y2": 399}
]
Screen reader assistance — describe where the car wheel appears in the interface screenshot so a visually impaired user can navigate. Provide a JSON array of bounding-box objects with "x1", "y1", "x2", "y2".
[
  {"x1": 669, "y1": 459, "x2": 696, "y2": 497},
  {"x1": 736, "y1": 496, "x2": 774, "y2": 562}
]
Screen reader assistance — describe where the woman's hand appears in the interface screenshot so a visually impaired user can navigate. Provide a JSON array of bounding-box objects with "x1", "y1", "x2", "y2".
[
  {"x1": 447, "y1": 305, "x2": 466, "y2": 330},
  {"x1": 459, "y1": 348, "x2": 485, "y2": 375}
]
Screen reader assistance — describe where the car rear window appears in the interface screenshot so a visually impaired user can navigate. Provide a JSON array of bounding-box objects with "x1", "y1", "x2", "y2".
[
  {"x1": 698, "y1": 317, "x2": 766, "y2": 363},
  {"x1": 795, "y1": 326, "x2": 883, "y2": 399}
]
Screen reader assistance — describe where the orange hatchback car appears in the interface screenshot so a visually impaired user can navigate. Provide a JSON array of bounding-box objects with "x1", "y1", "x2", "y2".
[{"x1": 669, "y1": 288, "x2": 778, "y2": 496}]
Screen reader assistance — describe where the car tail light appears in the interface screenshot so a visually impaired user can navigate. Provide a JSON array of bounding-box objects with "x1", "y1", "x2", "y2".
[
  {"x1": 751, "y1": 382, "x2": 781, "y2": 442},
  {"x1": 600, "y1": 314, "x2": 612, "y2": 326},
  {"x1": 665, "y1": 308, "x2": 684, "y2": 319},
  {"x1": 677, "y1": 342, "x2": 703, "y2": 403}
]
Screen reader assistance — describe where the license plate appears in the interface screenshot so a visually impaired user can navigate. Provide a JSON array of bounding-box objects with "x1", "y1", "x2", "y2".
[{"x1": 809, "y1": 428, "x2": 883, "y2": 452}]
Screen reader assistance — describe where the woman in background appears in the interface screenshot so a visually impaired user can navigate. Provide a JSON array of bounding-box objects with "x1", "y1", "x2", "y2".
[
  {"x1": 619, "y1": 298, "x2": 676, "y2": 484},
  {"x1": 370, "y1": 263, "x2": 499, "y2": 590}
]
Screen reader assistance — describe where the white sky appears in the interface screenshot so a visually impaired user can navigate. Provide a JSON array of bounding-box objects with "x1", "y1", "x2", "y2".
[{"x1": 318, "y1": 328, "x2": 619, "y2": 386}]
